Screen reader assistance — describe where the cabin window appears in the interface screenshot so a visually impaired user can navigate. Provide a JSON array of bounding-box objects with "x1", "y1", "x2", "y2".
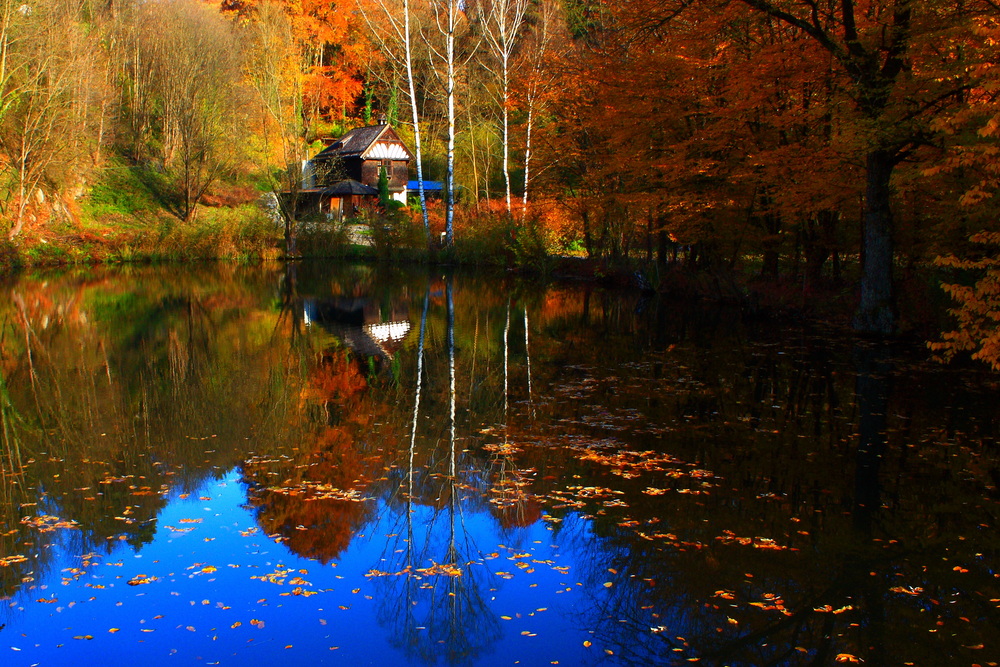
[{"x1": 381, "y1": 160, "x2": 392, "y2": 176}]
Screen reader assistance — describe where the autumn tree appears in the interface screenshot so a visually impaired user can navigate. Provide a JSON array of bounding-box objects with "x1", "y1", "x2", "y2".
[
  {"x1": 0, "y1": 0, "x2": 103, "y2": 239},
  {"x1": 623, "y1": 0, "x2": 997, "y2": 334},
  {"x1": 924, "y1": 17, "x2": 1000, "y2": 369},
  {"x1": 514, "y1": 0, "x2": 568, "y2": 219},
  {"x1": 241, "y1": 0, "x2": 311, "y2": 253},
  {"x1": 161, "y1": 1, "x2": 246, "y2": 222},
  {"x1": 227, "y1": 0, "x2": 368, "y2": 133}
]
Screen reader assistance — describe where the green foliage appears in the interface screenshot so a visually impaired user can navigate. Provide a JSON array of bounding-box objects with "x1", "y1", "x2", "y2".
[
  {"x1": 378, "y1": 167, "x2": 390, "y2": 209},
  {"x1": 562, "y1": 0, "x2": 609, "y2": 41},
  {"x1": 363, "y1": 87, "x2": 374, "y2": 124},
  {"x1": 361, "y1": 203, "x2": 425, "y2": 261},
  {"x1": 386, "y1": 86, "x2": 398, "y2": 127},
  {"x1": 451, "y1": 210, "x2": 552, "y2": 270},
  {"x1": 23, "y1": 242, "x2": 70, "y2": 266}
]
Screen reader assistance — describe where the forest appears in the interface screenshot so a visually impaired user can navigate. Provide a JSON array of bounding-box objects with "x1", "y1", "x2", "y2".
[{"x1": 1, "y1": 0, "x2": 1000, "y2": 363}]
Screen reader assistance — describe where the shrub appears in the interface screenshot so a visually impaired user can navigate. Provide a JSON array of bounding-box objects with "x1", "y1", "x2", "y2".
[
  {"x1": 0, "y1": 240, "x2": 22, "y2": 273},
  {"x1": 297, "y1": 218, "x2": 352, "y2": 257}
]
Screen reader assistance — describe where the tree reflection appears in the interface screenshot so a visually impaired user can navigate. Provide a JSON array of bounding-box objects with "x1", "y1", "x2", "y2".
[
  {"x1": 371, "y1": 274, "x2": 502, "y2": 664},
  {"x1": 0, "y1": 266, "x2": 313, "y2": 595},
  {"x1": 0, "y1": 265, "x2": 997, "y2": 665}
]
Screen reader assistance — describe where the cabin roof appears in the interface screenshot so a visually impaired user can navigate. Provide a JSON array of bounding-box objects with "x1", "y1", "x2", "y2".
[
  {"x1": 313, "y1": 124, "x2": 413, "y2": 161},
  {"x1": 322, "y1": 179, "x2": 379, "y2": 196}
]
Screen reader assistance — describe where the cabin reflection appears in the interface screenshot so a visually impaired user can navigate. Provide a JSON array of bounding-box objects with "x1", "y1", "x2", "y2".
[{"x1": 302, "y1": 297, "x2": 411, "y2": 362}]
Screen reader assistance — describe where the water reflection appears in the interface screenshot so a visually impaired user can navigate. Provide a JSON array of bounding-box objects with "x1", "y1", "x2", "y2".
[{"x1": 0, "y1": 263, "x2": 998, "y2": 665}]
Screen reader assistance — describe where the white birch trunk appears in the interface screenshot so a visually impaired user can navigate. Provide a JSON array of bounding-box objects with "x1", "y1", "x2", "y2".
[
  {"x1": 522, "y1": 103, "x2": 533, "y2": 220},
  {"x1": 444, "y1": 0, "x2": 456, "y2": 246},
  {"x1": 402, "y1": 0, "x2": 430, "y2": 235},
  {"x1": 502, "y1": 59, "x2": 511, "y2": 213}
]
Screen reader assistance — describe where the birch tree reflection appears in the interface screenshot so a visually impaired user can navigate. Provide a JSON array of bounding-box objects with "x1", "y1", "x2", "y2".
[{"x1": 372, "y1": 275, "x2": 501, "y2": 663}]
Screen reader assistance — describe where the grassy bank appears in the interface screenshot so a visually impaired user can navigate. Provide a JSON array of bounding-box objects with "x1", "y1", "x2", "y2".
[{"x1": 0, "y1": 192, "x2": 958, "y2": 343}]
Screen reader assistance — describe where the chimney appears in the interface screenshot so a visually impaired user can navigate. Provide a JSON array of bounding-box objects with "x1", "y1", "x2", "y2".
[{"x1": 378, "y1": 113, "x2": 388, "y2": 126}]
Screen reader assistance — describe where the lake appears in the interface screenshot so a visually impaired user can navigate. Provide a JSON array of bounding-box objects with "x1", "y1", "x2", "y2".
[{"x1": 1, "y1": 261, "x2": 998, "y2": 666}]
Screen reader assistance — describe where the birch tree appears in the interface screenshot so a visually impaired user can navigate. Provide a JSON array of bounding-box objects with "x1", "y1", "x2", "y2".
[
  {"x1": 357, "y1": 0, "x2": 432, "y2": 236},
  {"x1": 515, "y1": 0, "x2": 566, "y2": 219},
  {"x1": 425, "y1": 0, "x2": 473, "y2": 246},
  {"x1": 481, "y1": 0, "x2": 528, "y2": 214}
]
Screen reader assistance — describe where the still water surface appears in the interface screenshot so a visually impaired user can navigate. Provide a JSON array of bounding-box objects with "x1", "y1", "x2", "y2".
[{"x1": 0, "y1": 262, "x2": 998, "y2": 666}]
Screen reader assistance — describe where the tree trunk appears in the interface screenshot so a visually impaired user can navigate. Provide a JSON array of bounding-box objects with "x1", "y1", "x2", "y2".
[
  {"x1": 444, "y1": 3, "x2": 456, "y2": 247},
  {"x1": 853, "y1": 150, "x2": 896, "y2": 336},
  {"x1": 521, "y1": 104, "x2": 533, "y2": 219},
  {"x1": 403, "y1": 0, "x2": 430, "y2": 236},
  {"x1": 761, "y1": 248, "x2": 779, "y2": 281},
  {"x1": 501, "y1": 59, "x2": 511, "y2": 214},
  {"x1": 645, "y1": 209, "x2": 653, "y2": 264}
]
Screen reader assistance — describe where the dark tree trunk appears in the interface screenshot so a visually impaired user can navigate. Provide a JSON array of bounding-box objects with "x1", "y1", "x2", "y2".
[
  {"x1": 803, "y1": 245, "x2": 829, "y2": 293},
  {"x1": 645, "y1": 210, "x2": 653, "y2": 264},
  {"x1": 802, "y1": 211, "x2": 838, "y2": 293},
  {"x1": 761, "y1": 248, "x2": 779, "y2": 281},
  {"x1": 853, "y1": 150, "x2": 896, "y2": 336}
]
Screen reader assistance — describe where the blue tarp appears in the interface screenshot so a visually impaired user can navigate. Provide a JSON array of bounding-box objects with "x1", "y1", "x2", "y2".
[{"x1": 406, "y1": 180, "x2": 444, "y2": 191}]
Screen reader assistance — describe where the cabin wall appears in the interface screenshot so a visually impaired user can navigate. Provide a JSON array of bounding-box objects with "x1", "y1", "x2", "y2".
[{"x1": 360, "y1": 160, "x2": 408, "y2": 192}]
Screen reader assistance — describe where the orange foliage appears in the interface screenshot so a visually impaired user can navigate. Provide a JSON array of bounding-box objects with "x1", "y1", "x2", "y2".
[
  {"x1": 931, "y1": 232, "x2": 1000, "y2": 370},
  {"x1": 245, "y1": 348, "x2": 385, "y2": 562},
  {"x1": 224, "y1": 0, "x2": 368, "y2": 122}
]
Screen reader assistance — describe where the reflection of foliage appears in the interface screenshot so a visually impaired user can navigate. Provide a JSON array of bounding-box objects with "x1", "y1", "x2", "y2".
[
  {"x1": 0, "y1": 263, "x2": 998, "y2": 665},
  {"x1": 243, "y1": 347, "x2": 383, "y2": 562},
  {"x1": 243, "y1": 429, "x2": 374, "y2": 563},
  {"x1": 0, "y1": 265, "x2": 298, "y2": 600},
  {"x1": 484, "y1": 446, "x2": 542, "y2": 530}
]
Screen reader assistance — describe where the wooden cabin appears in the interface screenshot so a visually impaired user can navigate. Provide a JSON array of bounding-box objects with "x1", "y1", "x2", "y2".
[
  {"x1": 287, "y1": 179, "x2": 379, "y2": 224},
  {"x1": 306, "y1": 122, "x2": 412, "y2": 205}
]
